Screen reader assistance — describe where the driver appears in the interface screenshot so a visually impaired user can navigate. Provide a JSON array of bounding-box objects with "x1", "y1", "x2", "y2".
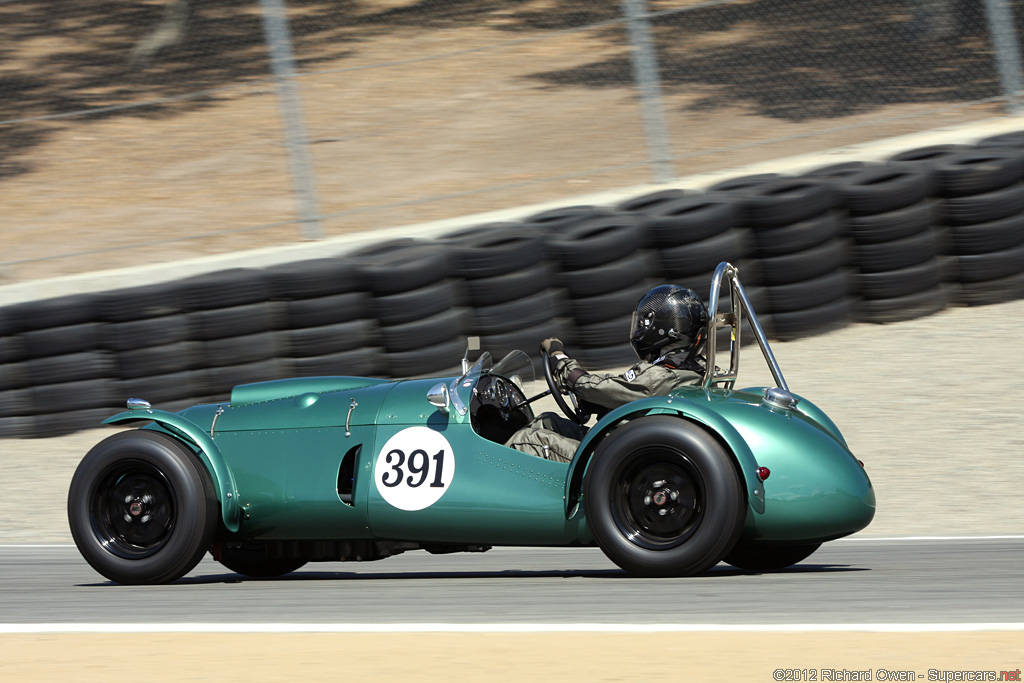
[{"x1": 504, "y1": 284, "x2": 710, "y2": 462}]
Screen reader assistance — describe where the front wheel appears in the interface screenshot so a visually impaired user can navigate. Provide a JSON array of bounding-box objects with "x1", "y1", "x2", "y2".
[
  {"x1": 723, "y1": 542, "x2": 821, "y2": 572},
  {"x1": 584, "y1": 416, "x2": 745, "y2": 577},
  {"x1": 67, "y1": 430, "x2": 218, "y2": 585}
]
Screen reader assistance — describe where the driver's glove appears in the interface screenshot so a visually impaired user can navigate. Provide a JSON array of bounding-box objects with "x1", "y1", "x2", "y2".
[{"x1": 540, "y1": 337, "x2": 565, "y2": 358}]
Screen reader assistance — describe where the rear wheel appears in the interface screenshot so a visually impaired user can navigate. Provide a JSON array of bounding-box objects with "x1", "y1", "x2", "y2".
[
  {"x1": 584, "y1": 417, "x2": 745, "y2": 577},
  {"x1": 723, "y1": 542, "x2": 822, "y2": 572},
  {"x1": 67, "y1": 430, "x2": 218, "y2": 585}
]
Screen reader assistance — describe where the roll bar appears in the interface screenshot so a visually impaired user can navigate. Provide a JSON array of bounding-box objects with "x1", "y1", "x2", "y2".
[{"x1": 702, "y1": 262, "x2": 790, "y2": 393}]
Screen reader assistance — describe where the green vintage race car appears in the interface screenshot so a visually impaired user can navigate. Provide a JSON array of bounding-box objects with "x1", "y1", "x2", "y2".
[{"x1": 67, "y1": 263, "x2": 875, "y2": 584}]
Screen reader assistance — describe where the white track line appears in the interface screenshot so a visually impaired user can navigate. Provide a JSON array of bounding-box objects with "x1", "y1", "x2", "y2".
[{"x1": 1, "y1": 623, "x2": 1023, "y2": 634}]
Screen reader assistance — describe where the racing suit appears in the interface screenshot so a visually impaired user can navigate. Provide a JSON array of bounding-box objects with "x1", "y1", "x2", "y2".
[{"x1": 504, "y1": 351, "x2": 703, "y2": 463}]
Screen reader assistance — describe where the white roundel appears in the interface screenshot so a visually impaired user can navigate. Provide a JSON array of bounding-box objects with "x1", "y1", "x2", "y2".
[{"x1": 374, "y1": 427, "x2": 455, "y2": 511}]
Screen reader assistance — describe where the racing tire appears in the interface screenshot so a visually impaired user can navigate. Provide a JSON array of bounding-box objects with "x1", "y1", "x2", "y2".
[
  {"x1": 285, "y1": 292, "x2": 368, "y2": 328},
  {"x1": 26, "y1": 350, "x2": 115, "y2": 386},
  {"x1": 804, "y1": 160, "x2": 871, "y2": 179},
  {"x1": 0, "y1": 335, "x2": 27, "y2": 364},
  {"x1": 953, "y1": 270, "x2": 1024, "y2": 306},
  {"x1": 544, "y1": 214, "x2": 646, "y2": 271},
  {"x1": 886, "y1": 144, "x2": 971, "y2": 195},
  {"x1": 643, "y1": 195, "x2": 737, "y2": 247},
  {"x1": 854, "y1": 259, "x2": 944, "y2": 300},
  {"x1": 441, "y1": 223, "x2": 545, "y2": 278},
  {"x1": 282, "y1": 319, "x2": 374, "y2": 357},
  {"x1": 706, "y1": 173, "x2": 782, "y2": 194},
  {"x1": 459, "y1": 262, "x2": 552, "y2": 307},
  {"x1": 556, "y1": 251, "x2": 654, "y2": 299},
  {"x1": 287, "y1": 346, "x2": 383, "y2": 378},
  {"x1": 116, "y1": 341, "x2": 202, "y2": 378},
  {"x1": 941, "y1": 183, "x2": 1024, "y2": 226},
  {"x1": 584, "y1": 417, "x2": 745, "y2": 577},
  {"x1": 187, "y1": 303, "x2": 279, "y2": 341},
  {"x1": 464, "y1": 290, "x2": 562, "y2": 335},
  {"x1": 765, "y1": 270, "x2": 854, "y2": 314},
  {"x1": 523, "y1": 205, "x2": 614, "y2": 233},
  {"x1": 842, "y1": 200, "x2": 938, "y2": 245},
  {"x1": 103, "y1": 314, "x2": 192, "y2": 350},
  {"x1": 854, "y1": 286, "x2": 948, "y2": 324},
  {"x1": 850, "y1": 229, "x2": 940, "y2": 274},
  {"x1": 615, "y1": 188, "x2": 687, "y2": 214},
  {"x1": 933, "y1": 149, "x2": 1023, "y2": 197},
  {"x1": 371, "y1": 281, "x2": 455, "y2": 325},
  {"x1": 351, "y1": 240, "x2": 448, "y2": 296},
  {"x1": 376, "y1": 309, "x2": 464, "y2": 353},
  {"x1": 764, "y1": 296, "x2": 853, "y2": 341},
  {"x1": 749, "y1": 211, "x2": 842, "y2": 257},
  {"x1": 723, "y1": 542, "x2": 822, "y2": 572},
  {"x1": 179, "y1": 268, "x2": 271, "y2": 311},
  {"x1": 96, "y1": 283, "x2": 184, "y2": 323},
  {"x1": 567, "y1": 279, "x2": 655, "y2": 325},
  {"x1": 834, "y1": 167, "x2": 929, "y2": 216},
  {"x1": 952, "y1": 241, "x2": 1024, "y2": 283},
  {"x1": 199, "y1": 331, "x2": 280, "y2": 368},
  {"x1": 265, "y1": 257, "x2": 359, "y2": 300},
  {"x1": 976, "y1": 130, "x2": 1024, "y2": 149},
  {"x1": 67, "y1": 430, "x2": 218, "y2": 585},
  {"x1": 948, "y1": 211, "x2": 1024, "y2": 255},
  {"x1": 757, "y1": 239, "x2": 850, "y2": 286},
  {"x1": 656, "y1": 229, "x2": 754, "y2": 279},
  {"x1": 31, "y1": 378, "x2": 118, "y2": 413},
  {"x1": 731, "y1": 178, "x2": 838, "y2": 229},
  {"x1": 216, "y1": 543, "x2": 307, "y2": 578},
  {"x1": 5, "y1": 293, "x2": 99, "y2": 332},
  {"x1": 23, "y1": 323, "x2": 101, "y2": 359}
]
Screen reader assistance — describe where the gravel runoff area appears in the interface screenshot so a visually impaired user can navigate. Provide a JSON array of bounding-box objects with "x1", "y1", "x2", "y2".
[{"x1": 1, "y1": 297, "x2": 1023, "y2": 544}]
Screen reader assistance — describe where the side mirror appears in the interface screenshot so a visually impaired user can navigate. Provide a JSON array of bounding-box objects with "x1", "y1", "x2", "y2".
[{"x1": 426, "y1": 382, "x2": 450, "y2": 414}]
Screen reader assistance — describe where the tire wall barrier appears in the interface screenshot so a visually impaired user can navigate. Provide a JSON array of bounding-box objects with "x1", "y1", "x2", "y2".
[{"x1": 4, "y1": 136, "x2": 1024, "y2": 438}]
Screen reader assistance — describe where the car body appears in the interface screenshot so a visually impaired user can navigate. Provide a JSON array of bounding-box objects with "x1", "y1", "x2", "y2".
[{"x1": 67, "y1": 263, "x2": 875, "y2": 584}]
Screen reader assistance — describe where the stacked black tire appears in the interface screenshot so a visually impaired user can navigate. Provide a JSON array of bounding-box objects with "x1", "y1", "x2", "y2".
[
  {"x1": 809, "y1": 162, "x2": 946, "y2": 324},
  {"x1": 936, "y1": 138, "x2": 1024, "y2": 305},
  {"x1": 177, "y1": 268, "x2": 284, "y2": 398},
  {"x1": 0, "y1": 293, "x2": 119, "y2": 438},
  {"x1": 442, "y1": 222, "x2": 562, "y2": 371},
  {"x1": 540, "y1": 213, "x2": 650, "y2": 368},
  {"x1": 267, "y1": 257, "x2": 377, "y2": 378},
  {"x1": 352, "y1": 240, "x2": 464, "y2": 378},
  {"x1": 711, "y1": 176, "x2": 843, "y2": 340}
]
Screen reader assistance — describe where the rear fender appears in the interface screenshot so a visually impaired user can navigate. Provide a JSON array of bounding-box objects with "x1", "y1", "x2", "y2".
[
  {"x1": 564, "y1": 397, "x2": 765, "y2": 517},
  {"x1": 103, "y1": 410, "x2": 240, "y2": 532}
]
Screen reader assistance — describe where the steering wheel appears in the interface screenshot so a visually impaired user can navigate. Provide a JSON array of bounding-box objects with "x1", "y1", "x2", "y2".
[{"x1": 542, "y1": 351, "x2": 589, "y2": 425}]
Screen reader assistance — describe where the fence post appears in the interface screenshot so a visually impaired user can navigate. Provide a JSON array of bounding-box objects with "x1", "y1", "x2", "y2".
[
  {"x1": 622, "y1": 0, "x2": 676, "y2": 183},
  {"x1": 259, "y1": 0, "x2": 323, "y2": 239},
  {"x1": 984, "y1": 0, "x2": 1024, "y2": 115}
]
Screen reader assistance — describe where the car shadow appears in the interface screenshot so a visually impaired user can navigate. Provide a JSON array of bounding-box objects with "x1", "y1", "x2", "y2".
[{"x1": 106, "y1": 561, "x2": 868, "y2": 586}]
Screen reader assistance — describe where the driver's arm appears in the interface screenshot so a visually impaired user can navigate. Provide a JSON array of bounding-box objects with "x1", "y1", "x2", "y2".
[{"x1": 554, "y1": 356, "x2": 687, "y2": 409}]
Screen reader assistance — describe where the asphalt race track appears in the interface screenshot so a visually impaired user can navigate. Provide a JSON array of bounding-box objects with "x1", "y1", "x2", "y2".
[{"x1": 2, "y1": 537, "x2": 1021, "y2": 627}]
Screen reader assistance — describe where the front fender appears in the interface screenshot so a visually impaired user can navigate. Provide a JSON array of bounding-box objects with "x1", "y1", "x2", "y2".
[
  {"x1": 103, "y1": 410, "x2": 241, "y2": 533},
  {"x1": 564, "y1": 395, "x2": 765, "y2": 517}
]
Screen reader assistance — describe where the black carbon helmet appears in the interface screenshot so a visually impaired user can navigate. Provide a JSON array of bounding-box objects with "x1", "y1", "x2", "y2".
[{"x1": 630, "y1": 285, "x2": 709, "y2": 361}]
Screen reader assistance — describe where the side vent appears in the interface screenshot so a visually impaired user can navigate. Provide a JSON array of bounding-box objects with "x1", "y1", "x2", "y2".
[{"x1": 338, "y1": 444, "x2": 360, "y2": 506}]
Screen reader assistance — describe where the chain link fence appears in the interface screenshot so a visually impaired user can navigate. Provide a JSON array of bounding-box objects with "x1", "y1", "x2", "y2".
[{"x1": 2, "y1": 0, "x2": 1022, "y2": 281}]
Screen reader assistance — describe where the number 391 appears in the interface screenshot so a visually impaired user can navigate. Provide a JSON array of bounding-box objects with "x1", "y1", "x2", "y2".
[{"x1": 380, "y1": 448, "x2": 446, "y2": 488}]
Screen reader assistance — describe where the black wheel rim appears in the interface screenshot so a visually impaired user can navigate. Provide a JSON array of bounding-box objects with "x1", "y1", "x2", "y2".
[
  {"x1": 610, "y1": 447, "x2": 705, "y2": 550},
  {"x1": 89, "y1": 459, "x2": 175, "y2": 559}
]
